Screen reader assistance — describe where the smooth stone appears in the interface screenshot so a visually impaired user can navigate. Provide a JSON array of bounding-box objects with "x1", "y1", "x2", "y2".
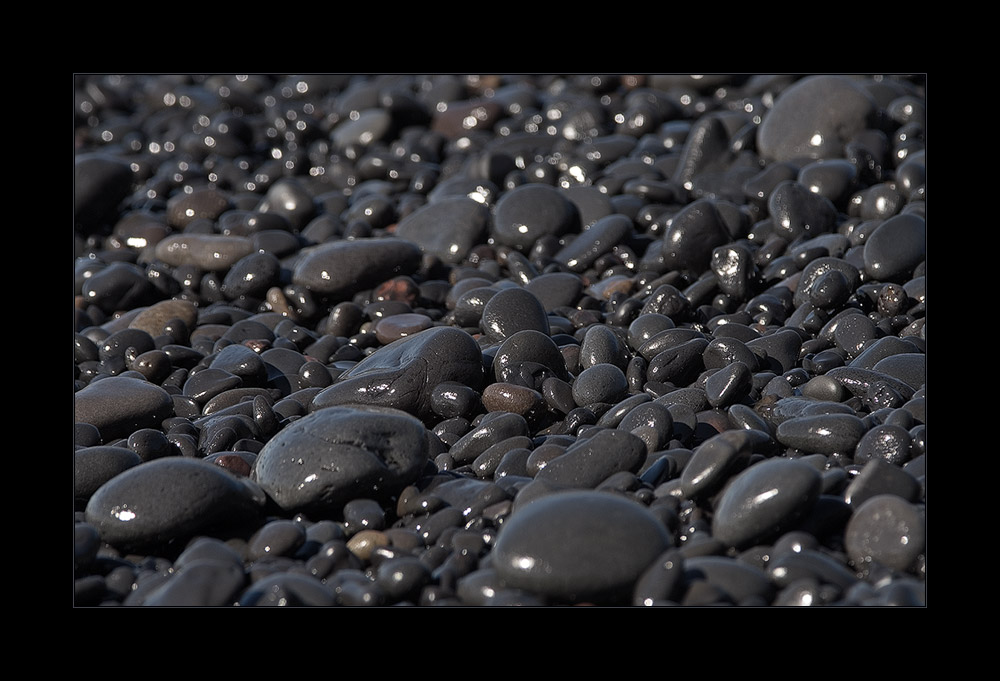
[
  {"x1": 481, "y1": 382, "x2": 544, "y2": 417},
  {"x1": 554, "y1": 213, "x2": 633, "y2": 272},
  {"x1": 75, "y1": 446, "x2": 143, "y2": 510},
  {"x1": 154, "y1": 234, "x2": 255, "y2": 272},
  {"x1": 756, "y1": 75, "x2": 877, "y2": 162},
  {"x1": 74, "y1": 376, "x2": 175, "y2": 442},
  {"x1": 646, "y1": 338, "x2": 709, "y2": 386},
  {"x1": 292, "y1": 238, "x2": 423, "y2": 298},
  {"x1": 632, "y1": 549, "x2": 685, "y2": 605},
  {"x1": 844, "y1": 495, "x2": 925, "y2": 572},
  {"x1": 679, "y1": 429, "x2": 754, "y2": 501},
  {"x1": 712, "y1": 458, "x2": 822, "y2": 549},
  {"x1": 493, "y1": 330, "x2": 570, "y2": 383},
  {"x1": 492, "y1": 489, "x2": 672, "y2": 604},
  {"x1": 767, "y1": 180, "x2": 839, "y2": 240},
  {"x1": 825, "y1": 366, "x2": 916, "y2": 403},
  {"x1": 311, "y1": 326, "x2": 483, "y2": 419},
  {"x1": 221, "y1": 251, "x2": 282, "y2": 300},
  {"x1": 128, "y1": 299, "x2": 199, "y2": 339},
  {"x1": 374, "y1": 313, "x2": 434, "y2": 344},
  {"x1": 209, "y1": 344, "x2": 268, "y2": 385},
  {"x1": 843, "y1": 458, "x2": 922, "y2": 507},
  {"x1": 746, "y1": 329, "x2": 803, "y2": 374},
  {"x1": 252, "y1": 405, "x2": 428, "y2": 515},
  {"x1": 853, "y1": 424, "x2": 912, "y2": 466},
  {"x1": 776, "y1": 413, "x2": 868, "y2": 454},
  {"x1": 617, "y1": 401, "x2": 674, "y2": 450},
  {"x1": 480, "y1": 287, "x2": 549, "y2": 344},
  {"x1": 792, "y1": 257, "x2": 862, "y2": 309},
  {"x1": 863, "y1": 213, "x2": 926, "y2": 283},
  {"x1": 492, "y1": 183, "x2": 579, "y2": 252},
  {"x1": 394, "y1": 196, "x2": 489, "y2": 263},
  {"x1": 660, "y1": 199, "x2": 732, "y2": 274},
  {"x1": 798, "y1": 159, "x2": 860, "y2": 207},
  {"x1": 84, "y1": 457, "x2": 266, "y2": 550},
  {"x1": 705, "y1": 361, "x2": 752, "y2": 408},
  {"x1": 247, "y1": 519, "x2": 307, "y2": 560},
  {"x1": 166, "y1": 186, "x2": 233, "y2": 228},
  {"x1": 833, "y1": 313, "x2": 880, "y2": 359},
  {"x1": 872, "y1": 353, "x2": 925, "y2": 392},
  {"x1": 524, "y1": 272, "x2": 584, "y2": 312},
  {"x1": 449, "y1": 412, "x2": 530, "y2": 465},
  {"x1": 535, "y1": 429, "x2": 647, "y2": 489},
  {"x1": 81, "y1": 262, "x2": 160, "y2": 315},
  {"x1": 572, "y1": 363, "x2": 628, "y2": 407},
  {"x1": 579, "y1": 324, "x2": 629, "y2": 371}
]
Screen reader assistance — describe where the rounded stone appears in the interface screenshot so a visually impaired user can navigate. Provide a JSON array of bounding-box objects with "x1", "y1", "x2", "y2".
[
  {"x1": 863, "y1": 213, "x2": 926, "y2": 283},
  {"x1": 572, "y1": 363, "x2": 628, "y2": 407},
  {"x1": 492, "y1": 183, "x2": 579, "y2": 251},
  {"x1": 492, "y1": 490, "x2": 672, "y2": 604},
  {"x1": 84, "y1": 457, "x2": 266, "y2": 550},
  {"x1": 394, "y1": 196, "x2": 489, "y2": 263},
  {"x1": 252, "y1": 405, "x2": 429, "y2": 515},
  {"x1": 757, "y1": 75, "x2": 877, "y2": 163},
  {"x1": 776, "y1": 413, "x2": 868, "y2": 455},
  {"x1": 480, "y1": 287, "x2": 549, "y2": 344},
  {"x1": 75, "y1": 376, "x2": 175, "y2": 442},
  {"x1": 845, "y1": 494, "x2": 925, "y2": 572},
  {"x1": 712, "y1": 458, "x2": 823, "y2": 549}
]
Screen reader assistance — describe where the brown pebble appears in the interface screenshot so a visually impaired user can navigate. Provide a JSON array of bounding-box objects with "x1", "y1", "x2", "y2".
[
  {"x1": 481, "y1": 382, "x2": 545, "y2": 417},
  {"x1": 347, "y1": 530, "x2": 390, "y2": 560},
  {"x1": 128, "y1": 299, "x2": 199, "y2": 338},
  {"x1": 374, "y1": 313, "x2": 433, "y2": 344}
]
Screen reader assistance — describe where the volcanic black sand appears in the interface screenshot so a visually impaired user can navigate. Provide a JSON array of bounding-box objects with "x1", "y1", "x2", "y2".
[{"x1": 74, "y1": 74, "x2": 926, "y2": 606}]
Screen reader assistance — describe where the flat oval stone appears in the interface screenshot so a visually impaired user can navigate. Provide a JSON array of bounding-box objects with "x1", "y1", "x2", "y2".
[
  {"x1": 84, "y1": 457, "x2": 266, "y2": 550},
  {"x1": 705, "y1": 361, "x2": 752, "y2": 408},
  {"x1": 128, "y1": 299, "x2": 199, "y2": 339},
  {"x1": 75, "y1": 376, "x2": 175, "y2": 442},
  {"x1": 311, "y1": 326, "x2": 483, "y2": 418},
  {"x1": 756, "y1": 75, "x2": 877, "y2": 163},
  {"x1": 863, "y1": 213, "x2": 926, "y2": 283},
  {"x1": 712, "y1": 458, "x2": 822, "y2": 549},
  {"x1": 492, "y1": 183, "x2": 579, "y2": 252},
  {"x1": 448, "y1": 412, "x2": 530, "y2": 465},
  {"x1": 767, "y1": 180, "x2": 839, "y2": 240},
  {"x1": 252, "y1": 405, "x2": 429, "y2": 515},
  {"x1": 535, "y1": 429, "x2": 647, "y2": 489},
  {"x1": 776, "y1": 413, "x2": 868, "y2": 454},
  {"x1": 872, "y1": 353, "x2": 925, "y2": 392},
  {"x1": 292, "y1": 238, "x2": 423, "y2": 299},
  {"x1": 579, "y1": 324, "x2": 629, "y2": 370},
  {"x1": 853, "y1": 424, "x2": 912, "y2": 466},
  {"x1": 845, "y1": 494, "x2": 925, "y2": 572},
  {"x1": 394, "y1": 196, "x2": 489, "y2": 263},
  {"x1": 154, "y1": 234, "x2": 255, "y2": 272},
  {"x1": 492, "y1": 490, "x2": 672, "y2": 604}
]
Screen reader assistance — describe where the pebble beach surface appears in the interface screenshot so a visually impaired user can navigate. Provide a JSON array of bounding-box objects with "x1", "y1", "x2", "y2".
[{"x1": 74, "y1": 74, "x2": 927, "y2": 607}]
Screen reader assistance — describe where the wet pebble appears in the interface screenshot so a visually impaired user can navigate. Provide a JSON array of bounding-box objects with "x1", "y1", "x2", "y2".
[
  {"x1": 492, "y1": 490, "x2": 672, "y2": 604},
  {"x1": 712, "y1": 458, "x2": 823, "y2": 549},
  {"x1": 844, "y1": 494, "x2": 925, "y2": 573},
  {"x1": 252, "y1": 405, "x2": 428, "y2": 515},
  {"x1": 85, "y1": 457, "x2": 266, "y2": 551}
]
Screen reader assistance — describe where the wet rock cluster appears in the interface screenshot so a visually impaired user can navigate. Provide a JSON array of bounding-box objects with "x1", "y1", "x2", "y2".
[{"x1": 74, "y1": 74, "x2": 926, "y2": 607}]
